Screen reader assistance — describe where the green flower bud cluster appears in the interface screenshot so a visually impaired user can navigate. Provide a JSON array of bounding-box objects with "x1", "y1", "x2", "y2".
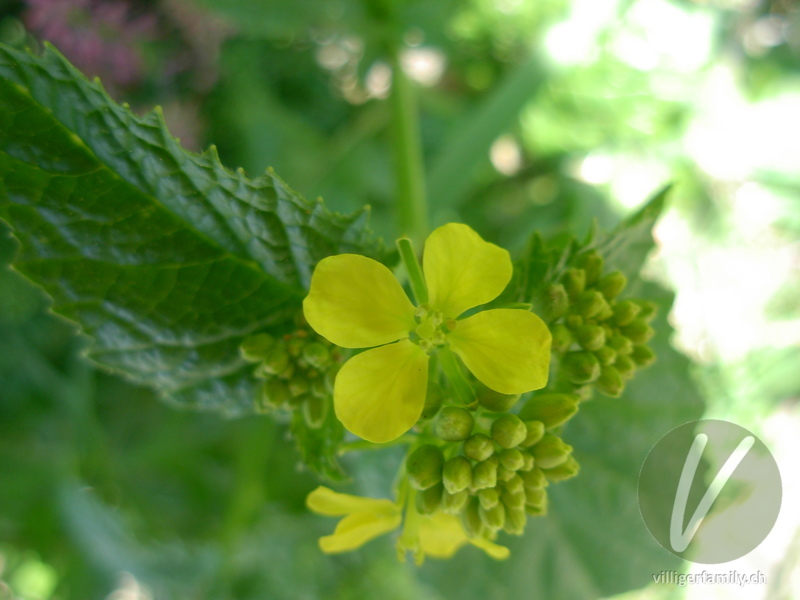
[
  {"x1": 543, "y1": 250, "x2": 658, "y2": 400},
  {"x1": 239, "y1": 317, "x2": 341, "y2": 429},
  {"x1": 406, "y1": 391, "x2": 581, "y2": 540}
]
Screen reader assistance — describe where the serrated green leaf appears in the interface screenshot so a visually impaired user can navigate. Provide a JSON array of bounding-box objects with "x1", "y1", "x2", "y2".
[{"x1": 0, "y1": 43, "x2": 388, "y2": 414}]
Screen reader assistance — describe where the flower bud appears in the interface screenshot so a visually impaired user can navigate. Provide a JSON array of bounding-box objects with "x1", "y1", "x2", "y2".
[
  {"x1": 575, "y1": 324, "x2": 606, "y2": 351},
  {"x1": 575, "y1": 290, "x2": 609, "y2": 319},
  {"x1": 631, "y1": 344, "x2": 656, "y2": 368},
  {"x1": 415, "y1": 483, "x2": 444, "y2": 515},
  {"x1": 551, "y1": 323, "x2": 573, "y2": 353},
  {"x1": 472, "y1": 457, "x2": 499, "y2": 489},
  {"x1": 491, "y1": 414, "x2": 528, "y2": 449},
  {"x1": 561, "y1": 350, "x2": 601, "y2": 384},
  {"x1": 463, "y1": 498, "x2": 485, "y2": 537},
  {"x1": 498, "y1": 448, "x2": 525, "y2": 471},
  {"x1": 519, "y1": 393, "x2": 579, "y2": 429},
  {"x1": 501, "y1": 488, "x2": 526, "y2": 510},
  {"x1": 595, "y1": 302, "x2": 614, "y2": 322},
  {"x1": 286, "y1": 336, "x2": 306, "y2": 357},
  {"x1": 478, "y1": 488, "x2": 500, "y2": 510},
  {"x1": 612, "y1": 300, "x2": 641, "y2": 326},
  {"x1": 594, "y1": 345, "x2": 617, "y2": 366},
  {"x1": 524, "y1": 486, "x2": 546, "y2": 510},
  {"x1": 240, "y1": 333, "x2": 276, "y2": 362},
  {"x1": 443, "y1": 456, "x2": 473, "y2": 494},
  {"x1": 520, "y1": 420, "x2": 545, "y2": 448},
  {"x1": 302, "y1": 395, "x2": 328, "y2": 428},
  {"x1": 562, "y1": 268, "x2": 586, "y2": 299},
  {"x1": 257, "y1": 378, "x2": 289, "y2": 410},
  {"x1": 597, "y1": 271, "x2": 627, "y2": 300},
  {"x1": 565, "y1": 314, "x2": 584, "y2": 330},
  {"x1": 288, "y1": 376, "x2": 310, "y2": 397},
  {"x1": 531, "y1": 434, "x2": 572, "y2": 469},
  {"x1": 636, "y1": 300, "x2": 658, "y2": 322},
  {"x1": 302, "y1": 341, "x2": 331, "y2": 370},
  {"x1": 479, "y1": 502, "x2": 506, "y2": 530},
  {"x1": 519, "y1": 451, "x2": 535, "y2": 472},
  {"x1": 442, "y1": 489, "x2": 470, "y2": 514},
  {"x1": 596, "y1": 365, "x2": 624, "y2": 397},
  {"x1": 497, "y1": 465, "x2": 516, "y2": 481},
  {"x1": 503, "y1": 473, "x2": 524, "y2": 494},
  {"x1": 621, "y1": 320, "x2": 655, "y2": 344},
  {"x1": 421, "y1": 382, "x2": 443, "y2": 420},
  {"x1": 521, "y1": 468, "x2": 547, "y2": 490},
  {"x1": 463, "y1": 433, "x2": 495, "y2": 462},
  {"x1": 542, "y1": 283, "x2": 569, "y2": 321},
  {"x1": 259, "y1": 345, "x2": 291, "y2": 377},
  {"x1": 434, "y1": 407, "x2": 475, "y2": 441},
  {"x1": 574, "y1": 385, "x2": 594, "y2": 402},
  {"x1": 543, "y1": 455, "x2": 580, "y2": 482},
  {"x1": 503, "y1": 506, "x2": 527, "y2": 535},
  {"x1": 577, "y1": 251, "x2": 604, "y2": 285},
  {"x1": 476, "y1": 382, "x2": 519, "y2": 412},
  {"x1": 608, "y1": 334, "x2": 633, "y2": 355},
  {"x1": 406, "y1": 445, "x2": 444, "y2": 490},
  {"x1": 614, "y1": 354, "x2": 636, "y2": 379}
]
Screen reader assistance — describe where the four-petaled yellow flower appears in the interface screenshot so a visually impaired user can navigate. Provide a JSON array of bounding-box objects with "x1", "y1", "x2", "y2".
[
  {"x1": 303, "y1": 223, "x2": 551, "y2": 443},
  {"x1": 306, "y1": 486, "x2": 509, "y2": 561}
]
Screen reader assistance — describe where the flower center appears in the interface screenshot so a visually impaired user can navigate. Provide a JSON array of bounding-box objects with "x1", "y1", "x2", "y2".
[{"x1": 411, "y1": 304, "x2": 456, "y2": 351}]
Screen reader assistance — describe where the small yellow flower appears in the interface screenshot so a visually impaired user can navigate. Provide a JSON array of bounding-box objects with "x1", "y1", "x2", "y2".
[
  {"x1": 306, "y1": 486, "x2": 509, "y2": 561},
  {"x1": 303, "y1": 223, "x2": 551, "y2": 443}
]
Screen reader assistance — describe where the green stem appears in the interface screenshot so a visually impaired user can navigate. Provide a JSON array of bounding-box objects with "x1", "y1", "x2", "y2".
[
  {"x1": 390, "y1": 48, "x2": 428, "y2": 244},
  {"x1": 396, "y1": 237, "x2": 428, "y2": 304},
  {"x1": 439, "y1": 347, "x2": 476, "y2": 406}
]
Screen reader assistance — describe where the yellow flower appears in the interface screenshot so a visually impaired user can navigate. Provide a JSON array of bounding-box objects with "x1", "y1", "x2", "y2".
[
  {"x1": 303, "y1": 223, "x2": 551, "y2": 443},
  {"x1": 306, "y1": 486, "x2": 509, "y2": 561}
]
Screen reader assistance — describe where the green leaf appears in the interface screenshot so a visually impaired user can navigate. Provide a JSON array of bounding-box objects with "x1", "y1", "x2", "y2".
[
  {"x1": 290, "y1": 406, "x2": 348, "y2": 482},
  {"x1": 0, "y1": 43, "x2": 388, "y2": 414}
]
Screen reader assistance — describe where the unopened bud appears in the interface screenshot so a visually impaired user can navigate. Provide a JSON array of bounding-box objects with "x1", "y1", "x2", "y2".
[
  {"x1": 491, "y1": 414, "x2": 528, "y2": 449},
  {"x1": 575, "y1": 290, "x2": 609, "y2": 320},
  {"x1": 498, "y1": 448, "x2": 525, "y2": 471},
  {"x1": 594, "y1": 345, "x2": 617, "y2": 366},
  {"x1": 551, "y1": 324, "x2": 573, "y2": 353},
  {"x1": 259, "y1": 345, "x2": 291, "y2": 377},
  {"x1": 531, "y1": 434, "x2": 572, "y2": 469},
  {"x1": 520, "y1": 420, "x2": 545, "y2": 448},
  {"x1": 561, "y1": 268, "x2": 586, "y2": 300},
  {"x1": 259, "y1": 378, "x2": 291, "y2": 408},
  {"x1": 443, "y1": 456, "x2": 473, "y2": 494},
  {"x1": 577, "y1": 251, "x2": 604, "y2": 285},
  {"x1": 621, "y1": 320, "x2": 655, "y2": 344},
  {"x1": 463, "y1": 433, "x2": 495, "y2": 462},
  {"x1": 519, "y1": 451, "x2": 535, "y2": 472},
  {"x1": 503, "y1": 473, "x2": 524, "y2": 494},
  {"x1": 612, "y1": 300, "x2": 641, "y2": 326},
  {"x1": 636, "y1": 300, "x2": 658, "y2": 322},
  {"x1": 286, "y1": 336, "x2": 305, "y2": 357},
  {"x1": 501, "y1": 488, "x2": 526, "y2": 510},
  {"x1": 503, "y1": 506, "x2": 527, "y2": 535},
  {"x1": 497, "y1": 465, "x2": 516, "y2": 481},
  {"x1": 562, "y1": 350, "x2": 601, "y2": 384},
  {"x1": 478, "y1": 488, "x2": 500, "y2": 510},
  {"x1": 288, "y1": 376, "x2": 310, "y2": 397},
  {"x1": 240, "y1": 333, "x2": 276, "y2": 362},
  {"x1": 575, "y1": 324, "x2": 606, "y2": 351},
  {"x1": 597, "y1": 271, "x2": 627, "y2": 300},
  {"x1": 631, "y1": 344, "x2": 656, "y2": 368},
  {"x1": 565, "y1": 314, "x2": 584, "y2": 330},
  {"x1": 442, "y1": 489, "x2": 470, "y2": 514},
  {"x1": 543, "y1": 455, "x2": 580, "y2": 482},
  {"x1": 614, "y1": 354, "x2": 636, "y2": 379},
  {"x1": 406, "y1": 445, "x2": 444, "y2": 490},
  {"x1": 479, "y1": 502, "x2": 506, "y2": 530},
  {"x1": 434, "y1": 407, "x2": 475, "y2": 441},
  {"x1": 463, "y1": 498, "x2": 485, "y2": 537},
  {"x1": 421, "y1": 382, "x2": 443, "y2": 419},
  {"x1": 476, "y1": 382, "x2": 519, "y2": 412},
  {"x1": 521, "y1": 468, "x2": 547, "y2": 491},
  {"x1": 302, "y1": 395, "x2": 328, "y2": 428},
  {"x1": 524, "y1": 486, "x2": 547, "y2": 510},
  {"x1": 519, "y1": 393, "x2": 579, "y2": 429},
  {"x1": 472, "y1": 457, "x2": 499, "y2": 490},
  {"x1": 415, "y1": 483, "x2": 443, "y2": 515},
  {"x1": 302, "y1": 342, "x2": 330, "y2": 369},
  {"x1": 542, "y1": 283, "x2": 569, "y2": 321},
  {"x1": 608, "y1": 334, "x2": 633, "y2": 355},
  {"x1": 596, "y1": 365, "x2": 624, "y2": 397}
]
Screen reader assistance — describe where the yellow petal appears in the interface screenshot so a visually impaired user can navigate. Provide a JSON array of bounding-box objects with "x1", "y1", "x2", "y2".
[
  {"x1": 319, "y1": 511, "x2": 402, "y2": 554},
  {"x1": 448, "y1": 309, "x2": 551, "y2": 394},
  {"x1": 303, "y1": 254, "x2": 416, "y2": 349},
  {"x1": 306, "y1": 486, "x2": 398, "y2": 517},
  {"x1": 469, "y1": 536, "x2": 511, "y2": 560},
  {"x1": 418, "y1": 513, "x2": 469, "y2": 559},
  {"x1": 334, "y1": 340, "x2": 429, "y2": 443},
  {"x1": 423, "y1": 223, "x2": 512, "y2": 318}
]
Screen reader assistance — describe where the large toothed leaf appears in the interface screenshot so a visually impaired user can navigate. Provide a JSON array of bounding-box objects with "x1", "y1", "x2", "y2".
[{"x1": 0, "y1": 43, "x2": 388, "y2": 414}]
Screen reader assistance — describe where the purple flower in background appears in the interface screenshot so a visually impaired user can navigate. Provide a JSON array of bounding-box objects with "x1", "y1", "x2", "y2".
[{"x1": 23, "y1": 0, "x2": 156, "y2": 91}]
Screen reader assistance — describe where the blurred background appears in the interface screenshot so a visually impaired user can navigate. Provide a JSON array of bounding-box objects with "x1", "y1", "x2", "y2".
[{"x1": 0, "y1": 0, "x2": 798, "y2": 598}]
